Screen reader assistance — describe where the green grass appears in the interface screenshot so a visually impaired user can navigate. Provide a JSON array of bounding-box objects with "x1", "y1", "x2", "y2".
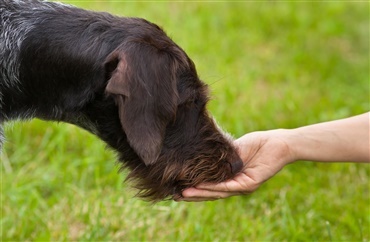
[{"x1": 1, "y1": 1, "x2": 369, "y2": 241}]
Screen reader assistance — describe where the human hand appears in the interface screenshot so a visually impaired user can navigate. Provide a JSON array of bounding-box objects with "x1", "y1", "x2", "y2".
[
  {"x1": 176, "y1": 129, "x2": 295, "y2": 202},
  {"x1": 176, "y1": 113, "x2": 369, "y2": 202}
]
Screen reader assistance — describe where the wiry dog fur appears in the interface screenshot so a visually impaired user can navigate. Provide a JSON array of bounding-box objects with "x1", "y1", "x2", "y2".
[{"x1": 0, "y1": 0, "x2": 243, "y2": 201}]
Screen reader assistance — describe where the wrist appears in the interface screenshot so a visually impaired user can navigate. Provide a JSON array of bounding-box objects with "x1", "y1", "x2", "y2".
[
  {"x1": 275, "y1": 128, "x2": 301, "y2": 164},
  {"x1": 262, "y1": 128, "x2": 298, "y2": 165}
]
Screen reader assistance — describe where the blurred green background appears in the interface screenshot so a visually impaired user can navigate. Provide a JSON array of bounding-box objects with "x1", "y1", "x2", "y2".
[{"x1": 1, "y1": 1, "x2": 369, "y2": 241}]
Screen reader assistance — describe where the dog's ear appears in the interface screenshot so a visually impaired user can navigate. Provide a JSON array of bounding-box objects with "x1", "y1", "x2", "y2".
[{"x1": 104, "y1": 42, "x2": 178, "y2": 166}]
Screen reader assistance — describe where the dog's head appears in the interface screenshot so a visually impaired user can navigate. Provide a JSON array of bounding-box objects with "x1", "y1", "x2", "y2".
[{"x1": 104, "y1": 20, "x2": 243, "y2": 201}]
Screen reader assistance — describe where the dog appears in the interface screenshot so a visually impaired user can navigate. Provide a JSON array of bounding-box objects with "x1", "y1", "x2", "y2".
[{"x1": 0, "y1": 0, "x2": 243, "y2": 201}]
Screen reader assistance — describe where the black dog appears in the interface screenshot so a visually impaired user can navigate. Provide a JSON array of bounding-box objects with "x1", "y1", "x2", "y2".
[{"x1": 0, "y1": 0, "x2": 243, "y2": 201}]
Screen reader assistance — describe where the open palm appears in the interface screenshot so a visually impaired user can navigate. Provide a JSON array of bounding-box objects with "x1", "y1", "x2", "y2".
[{"x1": 178, "y1": 130, "x2": 294, "y2": 202}]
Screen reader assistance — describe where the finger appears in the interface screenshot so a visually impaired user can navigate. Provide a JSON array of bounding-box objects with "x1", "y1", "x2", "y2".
[
  {"x1": 196, "y1": 170, "x2": 261, "y2": 193},
  {"x1": 195, "y1": 180, "x2": 239, "y2": 191},
  {"x1": 196, "y1": 173, "x2": 254, "y2": 192},
  {"x1": 181, "y1": 187, "x2": 241, "y2": 199},
  {"x1": 182, "y1": 187, "x2": 226, "y2": 198},
  {"x1": 174, "y1": 197, "x2": 219, "y2": 202},
  {"x1": 177, "y1": 191, "x2": 244, "y2": 202}
]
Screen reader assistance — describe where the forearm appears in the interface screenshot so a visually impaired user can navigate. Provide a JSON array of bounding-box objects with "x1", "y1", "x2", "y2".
[{"x1": 286, "y1": 112, "x2": 370, "y2": 163}]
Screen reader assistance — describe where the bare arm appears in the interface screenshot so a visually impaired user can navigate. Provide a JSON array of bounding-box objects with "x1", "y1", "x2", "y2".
[
  {"x1": 177, "y1": 112, "x2": 369, "y2": 202},
  {"x1": 289, "y1": 112, "x2": 369, "y2": 163}
]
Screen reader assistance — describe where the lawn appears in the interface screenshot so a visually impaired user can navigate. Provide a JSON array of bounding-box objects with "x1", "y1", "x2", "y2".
[{"x1": 1, "y1": 1, "x2": 369, "y2": 241}]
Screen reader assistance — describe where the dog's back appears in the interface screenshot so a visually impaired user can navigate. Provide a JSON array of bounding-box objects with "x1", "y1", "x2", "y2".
[
  {"x1": 0, "y1": 0, "x2": 168, "y2": 121},
  {"x1": 1, "y1": 0, "x2": 122, "y2": 121}
]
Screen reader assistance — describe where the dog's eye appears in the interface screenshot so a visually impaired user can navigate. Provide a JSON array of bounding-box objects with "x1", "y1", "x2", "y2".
[
  {"x1": 179, "y1": 97, "x2": 202, "y2": 109},
  {"x1": 184, "y1": 98, "x2": 197, "y2": 107}
]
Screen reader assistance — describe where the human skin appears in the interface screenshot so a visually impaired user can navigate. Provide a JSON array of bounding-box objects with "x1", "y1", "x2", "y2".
[{"x1": 177, "y1": 112, "x2": 370, "y2": 202}]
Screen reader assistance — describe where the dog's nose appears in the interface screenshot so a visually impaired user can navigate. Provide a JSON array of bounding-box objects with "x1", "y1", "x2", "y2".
[{"x1": 229, "y1": 159, "x2": 243, "y2": 175}]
